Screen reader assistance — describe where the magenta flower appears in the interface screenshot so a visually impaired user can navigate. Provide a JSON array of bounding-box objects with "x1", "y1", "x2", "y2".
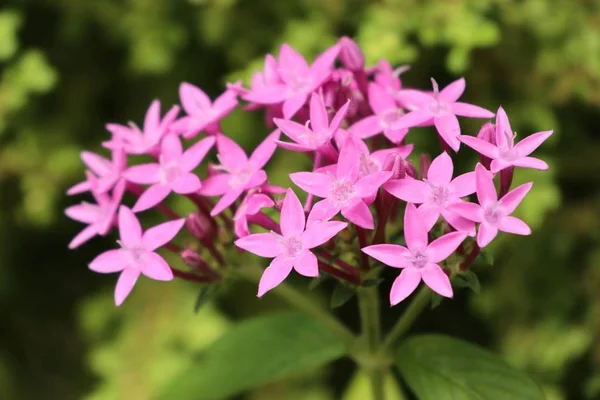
[
  {"x1": 383, "y1": 152, "x2": 477, "y2": 235},
  {"x1": 199, "y1": 130, "x2": 280, "y2": 216},
  {"x1": 89, "y1": 206, "x2": 185, "y2": 306},
  {"x1": 171, "y1": 82, "x2": 238, "y2": 139},
  {"x1": 235, "y1": 189, "x2": 348, "y2": 297},
  {"x1": 67, "y1": 148, "x2": 127, "y2": 195},
  {"x1": 349, "y1": 83, "x2": 409, "y2": 144},
  {"x1": 290, "y1": 136, "x2": 392, "y2": 229},
  {"x1": 104, "y1": 100, "x2": 180, "y2": 155},
  {"x1": 372, "y1": 60, "x2": 405, "y2": 97},
  {"x1": 395, "y1": 78, "x2": 495, "y2": 151},
  {"x1": 362, "y1": 203, "x2": 467, "y2": 304},
  {"x1": 449, "y1": 164, "x2": 533, "y2": 247},
  {"x1": 459, "y1": 107, "x2": 553, "y2": 173},
  {"x1": 243, "y1": 43, "x2": 340, "y2": 118},
  {"x1": 234, "y1": 191, "x2": 275, "y2": 238},
  {"x1": 274, "y1": 92, "x2": 349, "y2": 160},
  {"x1": 66, "y1": 173, "x2": 125, "y2": 249},
  {"x1": 124, "y1": 135, "x2": 215, "y2": 212}
]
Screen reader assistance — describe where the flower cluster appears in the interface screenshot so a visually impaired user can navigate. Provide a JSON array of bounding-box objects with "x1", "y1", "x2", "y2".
[{"x1": 66, "y1": 38, "x2": 552, "y2": 306}]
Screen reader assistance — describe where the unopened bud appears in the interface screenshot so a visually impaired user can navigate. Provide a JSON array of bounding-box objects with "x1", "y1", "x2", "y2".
[
  {"x1": 186, "y1": 212, "x2": 215, "y2": 242},
  {"x1": 476, "y1": 122, "x2": 496, "y2": 169},
  {"x1": 419, "y1": 154, "x2": 431, "y2": 179},
  {"x1": 181, "y1": 249, "x2": 205, "y2": 270},
  {"x1": 339, "y1": 37, "x2": 365, "y2": 72},
  {"x1": 382, "y1": 152, "x2": 417, "y2": 180}
]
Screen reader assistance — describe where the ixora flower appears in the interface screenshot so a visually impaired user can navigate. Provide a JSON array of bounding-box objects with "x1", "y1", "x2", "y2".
[
  {"x1": 88, "y1": 206, "x2": 185, "y2": 306},
  {"x1": 449, "y1": 164, "x2": 533, "y2": 247},
  {"x1": 394, "y1": 78, "x2": 495, "y2": 151},
  {"x1": 290, "y1": 136, "x2": 392, "y2": 229},
  {"x1": 460, "y1": 107, "x2": 553, "y2": 173},
  {"x1": 363, "y1": 203, "x2": 467, "y2": 304},
  {"x1": 235, "y1": 189, "x2": 348, "y2": 296},
  {"x1": 124, "y1": 135, "x2": 215, "y2": 212},
  {"x1": 199, "y1": 130, "x2": 280, "y2": 216},
  {"x1": 67, "y1": 147, "x2": 127, "y2": 195},
  {"x1": 383, "y1": 152, "x2": 476, "y2": 235}
]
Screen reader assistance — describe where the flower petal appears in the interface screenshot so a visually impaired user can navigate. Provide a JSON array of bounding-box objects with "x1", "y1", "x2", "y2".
[
  {"x1": 451, "y1": 102, "x2": 495, "y2": 119},
  {"x1": 369, "y1": 83, "x2": 396, "y2": 114},
  {"x1": 421, "y1": 264, "x2": 453, "y2": 298},
  {"x1": 337, "y1": 136, "x2": 360, "y2": 181},
  {"x1": 362, "y1": 244, "x2": 411, "y2": 268},
  {"x1": 306, "y1": 199, "x2": 340, "y2": 224},
  {"x1": 114, "y1": 268, "x2": 141, "y2": 306},
  {"x1": 309, "y1": 93, "x2": 329, "y2": 132},
  {"x1": 439, "y1": 78, "x2": 465, "y2": 103},
  {"x1": 494, "y1": 107, "x2": 513, "y2": 148},
  {"x1": 390, "y1": 268, "x2": 421, "y2": 305},
  {"x1": 294, "y1": 249, "x2": 319, "y2": 277},
  {"x1": 216, "y1": 134, "x2": 248, "y2": 170},
  {"x1": 434, "y1": 114, "x2": 461, "y2": 152},
  {"x1": 427, "y1": 231, "x2": 467, "y2": 263},
  {"x1": 160, "y1": 134, "x2": 183, "y2": 162},
  {"x1": 249, "y1": 129, "x2": 280, "y2": 170},
  {"x1": 81, "y1": 151, "x2": 111, "y2": 176},
  {"x1": 447, "y1": 201, "x2": 483, "y2": 223},
  {"x1": 210, "y1": 187, "x2": 245, "y2": 216},
  {"x1": 273, "y1": 118, "x2": 308, "y2": 144},
  {"x1": 118, "y1": 206, "x2": 143, "y2": 247},
  {"x1": 459, "y1": 135, "x2": 499, "y2": 159},
  {"x1": 302, "y1": 221, "x2": 348, "y2": 249},
  {"x1": 283, "y1": 93, "x2": 308, "y2": 119},
  {"x1": 349, "y1": 116, "x2": 382, "y2": 139},
  {"x1": 512, "y1": 157, "x2": 549, "y2": 170},
  {"x1": 172, "y1": 173, "x2": 202, "y2": 194},
  {"x1": 290, "y1": 172, "x2": 331, "y2": 197},
  {"x1": 141, "y1": 252, "x2": 174, "y2": 281},
  {"x1": 383, "y1": 178, "x2": 429, "y2": 203},
  {"x1": 404, "y1": 203, "x2": 428, "y2": 251},
  {"x1": 396, "y1": 90, "x2": 432, "y2": 110},
  {"x1": 69, "y1": 225, "x2": 100, "y2": 249},
  {"x1": 514, "y1": 130, "x2": 553, "y2": 156},
  {"x1": 427, "y1": 152, "x2": 453, "y2": 185},
  {"x1": 235, "y1": 232, "x2": 282, "y2": 257},
  {"x1": 440, "y1": 209, "x2": 476, "y2": 237},
  {"x1": 132, "y1": 184, "x2": 171, "y2": 213},
  {"x1": 257, "y1": 256, "x2": 294, "y2": 297},
  {"x1": 448, "y1": 171, "x2": 476, "y2": 198},
  {"x1": 280, "y1": 188, "x2": 305, "y2": 237},
  {"x1": 475, "y1": 164, "x2": 497, "y2": 207},
  {"x1": 198, "y1": 174, "x2": 230, "y2": 196},
  {"x1": 330, "y1": 100, "x2": 351, "y2": 133},
  {"x1": 124, "y1": 164, "x2": 160, "y2": 185},
  {"x1": 498, "y1": 216, "x2": 531, "y2": 235},
  {"x1": 179, "y1": 82, "x2": 211, "y2": 114},
  {"x1": 391, "y1": 109, "x2": 432, "y2": 130},
  {"x1": 341, "y1": 199, "x2": 374, "y2": 229},
  {"x1": 143, "y1": 218, "x2": 185, "y2": 251},
  {"x1": 477, "y1": 222, "x2": 498, "y2": 248},
  {"x1": 65, "y1": 203, "x2": 101, "y2": 224},
  {"x1": 355, "y1": 171, "x2": 392, "y2": 198},
  {"x1": 182, "y1": 136, "x2": 215, "y2": 172},
  {"x1": 309, "y1": 44, "x2": 340, "y2": 85},
  {"x1": 498, "y1": 182, "x2": 533, "y2": 215},
  {"x1": 89, "y1": 249, "x2": 126, "y2": 273}
]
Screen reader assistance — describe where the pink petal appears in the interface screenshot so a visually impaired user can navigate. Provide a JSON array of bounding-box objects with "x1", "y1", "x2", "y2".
[
  {"x1": 143, "y1": 218, "x2": 185, "y2": 251},
  {"x1": 118, "y1": 206, "x2": 143, "y2": 247},
  {"x1": 69, "y1": 225, "x2": 100, "y2": 249},
  {"x1": 235, "y1": 232, "x2": 282, "y2": 257},
  {"x1": 362, "y1": 244, "x2": 411, "y2": 268},
  {"x1": 198, "y1": 174, "x2": 230, "y2": 196},
  {"x1": 249, "y1": 129, "x2": 280, "y2": 169},
  {"x1": 161, "y1": 134, "x2": 184, "y2": 162},
  {"x1": 421, "y1": 264, "x2": 453, "y2": 298},
  {"x1": 477, "y1": 222, "x2": 498, "y2": 248},
  {"x1": 216, "y1": 134, "x2": 248, "y2": 170},
  {"x1": 123, "y1": 164, "x2": 160, "y2": 184},
  {"x1": 89, "y1": 249, "x2": 127, "y2": 273},
  {"x1": 114, "y1": 268, "x2": 140, "y2": 306},
  {"x1": 143, "y1": 100, "x2": 161, "y2": 133},
  {"x1": 245, "y1": 193, "x2": 274, "y2": 215},
  {"x1": 330, "y1": 100, "x2": 351, "y2": 133},
  {"x1": 244, "y1": 170, "x2": 267, "y2": 190},
  {"x1": 355, "y1": 171, "x2": 392, "y2": 198},
  {"x1": 427, "y1": 152, "x2": 453, "y2": 185},
  {"x1": 341, "y1": 199, "x2": 374, "y2": 229},
  {"x1": 434, "y1": 114, "x2": 461, "y2": 152},
  {"x1": 309, "y1": 93, "x2": 329, "y2": 132},
  {"x1": 81, "y1": 151, "x2": 112, "y2": 176},
  {"x1": 475, "y1": 164, "x2": 497, "y2": 207},
  {"x1": 368, "y1": 83, "x2": 396, "y2": 114},
  {"x1": 132, "y1": 184, "x2": 171, "y2": 213},
  {"x1": 391, "y1": 109, "x2": 432, "y2": 130},
  {"x1": 337, "y1": 136, "x2": 360, "y2": 181},
  {"x1": 451, "y1": 102, "x2": 495, "y2": 119},
  {"x1": 65, "y1": 204, "x2": 101, "y2": 224},
  {"x1": 141, "y1": 252, "x2": 174, "y2": 281},
  {"x1": 440, "y1": 209, "x2": 476, "y2": 236},
  {"x1": 294, "y1": 249, "x2": 319, "y2": 277},
  {"x1": 390, "y1": 268, "x2": 422, "y2": 305},
  {"x1": 276, "y1": 140, "x2": 315, "y2": 152},
  {"x1": 514, "y1": 130, "x2": 553, "y2": 156},
  {"x1": 439, "y1": 78, "x2": 465, "y2": 103},
  {"x1": 273, "y1": 118, "x2": 307, "y2": 144},
  {"x1": 306, "y1": 199, "x2": 340, "y2": 224},
  {"x1": 179, "y1": 82, "x2": 211, "y2": 115},
  {"x1": 309, "y1": 44, "x2": 340, "y2": 85},
  {"x1": 459, "y1": 135, "x2": 500, "y2": 159},
  {"x1": 279, "y1": 44, "x2": 309, "y2": 75},
  {"x1": 280, "y1": 188, "x2": 306, "y2": 237},
  {"x1": 498, "y1": 216, "x2": 531, "y2": 235},
  {"x1": 302, "y1": 220, "x2": 348, "y2": 249},
  {"x1": 396, "y1": 90, "x2": 433, "y2": 110},
  {"x1": 447, "y1": 201, "x2": 483, "y2": 223},
  {"x1": 490, "y1": 158, "x2": 513, "y2": 174},
  {"x1": 213, "y1": 89, "x2": 239, "y2": 114},
  {"x1": 172, "y1": 173, "x2": 202, "y2": 194},
  {"x1": 448, "y1": 171, "x2": 476, "y2": 198},
  {"x1": 383, "y1": 127, "x2": 409, "y2": 144},
  {"x1": 512, "y1": 156, "x2": 549, "y2": 170},
  {"x1": 349, "y1": 116, "x2": 382, "y2": 139},
  {"x1": 498, "y1": 182, "x2": 533, "y2": 215},
  {"x1": 418, "y1": 203, "x2": 441, "y2": 232},
  {"x1": 283, "y1": 93, "x2": 308, "y2": 119},
  {"x1": 426, "y1": 231, "x2": 467, "y2": 263},
  {"x1": 210, "y1": 187, "x2": 244, "y2": 216},
  {"x1": 383, "y1": 178, "x2": 429, "y2": 203},
  {"x1": 67, "y1": 180, "x2": 91, "y2": 195},
  {"x1": 243, "y1": 85, "x2": 288, "y2": 104},
  {"x1": 404, "y1": 203, "x2": 428, "y2": 251},
  {"x1": 494, "y1": 107, "x2": 513, "y2": 148},
  {"x1": 290, "y1": 172, "x2": 331, "y2": 197},
  {"x1": 182, "y1": 136, "x2": 215, "y2": 172},
  {"x1": 257, "y1": 256, "x2": 294, "y2": 297}
]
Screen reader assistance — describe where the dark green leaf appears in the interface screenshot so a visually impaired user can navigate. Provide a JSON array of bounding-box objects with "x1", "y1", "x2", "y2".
[
  {"x1": 430, "y1": 292, "x2": 443, "y2": 309},
  {"x1": 308, "y1": 274, "x2": 328, "y2": 291},
  {"x1": 158, "y1": 312, "x2": 346, "y2": 400},
  {"x1": 361, "y1": 278, "x2": 384, "y2": 288},
  {"x1": 194, "y1": 285, "x2": 216, "y2": 313},
  {"x1": 453, "y1": 270, "x2": 481, "y2": 294},
  {"x1": 396, "y1": 334, "x2": 544, "y2": 400},
  {"x1": 330, "y1": 283, "x2": 355, "y2": 308}
]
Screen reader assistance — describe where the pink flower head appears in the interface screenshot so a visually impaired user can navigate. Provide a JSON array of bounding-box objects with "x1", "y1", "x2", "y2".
[
  {"x1": 383, "y1": 152, "x2": 477, "y2": 235},
  {"x1": 459, "y1": 107, "x2": 553, "y2": 173},
  {"x1": 362, "y1": 203, "x2": 467, "y2": 304},
  {"x1": 449, "y1": 164, "x2": 533, "y2": 247},
  {"x1": 67, "y1": 147, "x2": 127, "y2": 195},
  {"x1": 89, "y1": 206, "x2": 185, "y2": 306},
  {"x1": 199, "y1": 130, "x2": 280, "y2": 216},
  {"x1": 274, "y1": 92, "x2": 350, "y2": 160},
  {"x1": 243, "y1": 43, "x2": 341, "y2": 118},
  {"x1": 395, "y1": 78, "x2": 495, "y2": 151},
  {"x1": 171, "y1": 83, "x2": 239, "y2": 139},
  {"x1": 290, "y1": 136, "x2": 392, "y2": 229},
  {"x1": 235, "y1": 188, "x2": 348, "y2": 297},
  {"x1": 234, "y1": 191, "x2": 275, "y2": 238},
  {"x1": 104, "y1": 100, "x2": 180, "y2": 155},
  {"x1": 349, "y1": 83, "x2": 409, "y2": 144},
  {"x1": 124, "y1": 135, "x2": 215, "y2": 212},
  {"x1": 66, "y1": 173, "x2": 126, "y2": 249},
  {"x1": 372, "y1": 60, "x2": 407, "y2": 97}
]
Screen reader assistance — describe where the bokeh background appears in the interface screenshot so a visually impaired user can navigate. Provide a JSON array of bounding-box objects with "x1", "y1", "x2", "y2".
[{"x1": 1, "y1": 0, "x2": 599, "y2": 399}]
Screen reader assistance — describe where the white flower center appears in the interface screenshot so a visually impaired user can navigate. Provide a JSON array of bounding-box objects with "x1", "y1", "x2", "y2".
[
  {"x1": 428, "y1": 100, "x2": 450, "y2": 116},
  {"x1": 160, "y1": 162, "x2": 183, "y2": 185},
  {"x1": 280, "y1": 236, "x2": 304, "y2": 258},
  {"x1": 380, "y1": 109, "x2": 403, "y2": 127},
  {"x1": 228, "y1": 167, "x2": 253, "y2": 189},
  {"x1": 430, "y1": 185, "x2": 451, "y2": 207},
  {"x1": 328, "y1": 179, "x2": 356, "y2": 207},
  {"x1": 483, "y1": 206, "x2": 500, "y2": 225},
  {"x1": 409, "y1": 251, "x2": 429, "y2": 269}
]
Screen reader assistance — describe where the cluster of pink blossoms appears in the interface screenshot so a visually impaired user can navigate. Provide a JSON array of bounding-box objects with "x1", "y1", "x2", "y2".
[{"x1": 66, "y1": 38, "x2": 552, "y2": 306}]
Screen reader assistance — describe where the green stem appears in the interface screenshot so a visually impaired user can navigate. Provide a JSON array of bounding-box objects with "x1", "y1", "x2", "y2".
[
  {"x1": 383, "y1": 286, "x2": 431, "y2": 349},
  {"x1": 235, "y1": 264, "x2": 355, "y2": 345},
  {"x1": 358, "y1": 287, "x2": 385, "y2": 400}
]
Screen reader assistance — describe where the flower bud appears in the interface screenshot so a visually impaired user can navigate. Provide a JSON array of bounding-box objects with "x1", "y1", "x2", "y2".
[
  {"x1": 181, "y1": 249, "x2": 207, "y2": 270},
  {"x1": 382, "y1": 152, "x2": 417, "y2": 180},
  {"x1": 339, "y1": 37, "x2": 365, "y2": 72},
  {"x1": 476, "y1": 122, "x2": 496, "y2": 169},
  {"x1": 186, "y1": 212, "x2": 215, "y2": 243}
]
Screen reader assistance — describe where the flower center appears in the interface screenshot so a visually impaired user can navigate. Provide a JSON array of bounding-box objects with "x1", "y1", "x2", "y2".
[
  {"x1": 380, "y1": 109, "x2": 403, "y2": 127},
  {"x1": 118, "y1": 243, "x2": 147, "y2": 269},
  {"x1": 499, "y1": 147, "x2": 517, "y2": 161},
  {"x1": 160, "y1": 162, "x2": 183, "y2": 185},
  {"x1": 483, "y1": 206, "x2": 500, "y2": 225},
  {"x1": 229, "y1": 167, "x2": 253, "y2": 189},
  {"x1": 428, "y1": 100, "x2": 450, "y2": 116},
  {"x1": 409, "y1": 251, "x2": 428, "y2": 269},
  {"x1": 430, "y1": 185, "x2": 451, "y2": 207},
  {"x1": 328, "y1": 179, "x2": 356, "y2": 207},
  {"x1": 281, "y1": 236, "x2": 304, "y2": 258},
  {"x1": 359, "y1": 154, "x2": 380, "y2": 178}
]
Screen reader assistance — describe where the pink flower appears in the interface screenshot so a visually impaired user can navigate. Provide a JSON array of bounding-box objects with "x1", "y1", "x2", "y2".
[
  {"x1": 459, "y1": 107, "x2": 553, "y2": 173},
  {"x1": 449, "y1": 164, "x2": 533, "y2": 247},
  {"x1": 124, "y1": 135, "x2": 215, "y2": 212},
  {"x1": 349, "y1": 83, "x2": 409, "y2": 143},
  {"x1": 274, "y1": 93, "x2": 349, "y2": 160},
  {"x1": 395, "y1": 78, "x2": 495, "y2": 151},
  {"x1": 338, "y1": 37, "x2": 365, "y2": 72},
  {"x1": 67, "y1": 148, "x2": 127, "y2": 195},
  {"x1": 88, "y1": 206, "x2": 185, "y2": 306},
  {"x1": 290, "y1": 136, "x2": 392, "y2": 229},
  {"x1": 383, "y1": 152, "x2": 476, "y2": 235},
  {"x1": 362, "y1": 203, "x2": 467, "y2": 304},
  {"x1": 66, "y1": 173, "x2": 125, "y2": 249},
  {"x1": 234, "y1": 191, "x2": 275, "y2": 238},
  {"x1": 372, "y1": 60, "x2": 405, "y2": 97},
  {"x1": 104, "y1": 100, "x2": 180, "y2": 155},
  {"x1": 199, "y1": 130, "x2": 280, "y2": 216},
  {"x1": 235, "y1": 188, "x2": 348, "y2": 296},
  {"x1": 243, "y1": 43, "x2": 340, "y2": 118},
  {"x1": 172, "y1": 83, "x2": 238, "y2": 139}
]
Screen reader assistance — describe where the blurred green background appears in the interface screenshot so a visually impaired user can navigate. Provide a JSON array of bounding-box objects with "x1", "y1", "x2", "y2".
[{"x1": 1, "y1": 0, "x2": 599, "y2": 399}]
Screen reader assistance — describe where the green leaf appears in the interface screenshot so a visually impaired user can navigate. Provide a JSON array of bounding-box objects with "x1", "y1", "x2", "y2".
[
  {"x1": 454, "y1": 270, "x2": 481, "y2": 294},
  {"x1": 194, "y1": 285, "x2": 216, "y2": 314},
  {"x1": 158, "y1": 312, "x2": 346, "y2": 400},
  {"x1": 430, "y1": 292, "x2": 443, "y2": 310},
  {"x1": 330, "y1": 283, "x2": 355, "y2": 309},
  {"x1": 308, "y1": 274, "x2": 328, "y2": 291},
  {"x1": 396, "y1": 335, "x2": 544, "y2": 400}
]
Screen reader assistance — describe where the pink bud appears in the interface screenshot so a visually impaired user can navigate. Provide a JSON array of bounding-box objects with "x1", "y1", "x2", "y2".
[
  {"x1": 339, "y1": 37, "x2": 365, "y2": 72},
  {"x1": 181, "y1": 249, "x2": 206, "y2": 270},
  {"x1": 382, "y1": 152, "x2": 417, "y2": 180},
  {"x1": 476, "y1": 122, "x2": 496, "y2": 169},
  {"x1": 186, "y1": 212, "x2": 215, "y2": 242}
]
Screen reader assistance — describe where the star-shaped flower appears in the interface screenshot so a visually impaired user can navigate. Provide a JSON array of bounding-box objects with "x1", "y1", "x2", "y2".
[
  {"x1": 67, "y1": 148, "x2": 127, "y2": 195},
  {"x1": 234, "y1": 191, "x2": 275, "y2": 238}
]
